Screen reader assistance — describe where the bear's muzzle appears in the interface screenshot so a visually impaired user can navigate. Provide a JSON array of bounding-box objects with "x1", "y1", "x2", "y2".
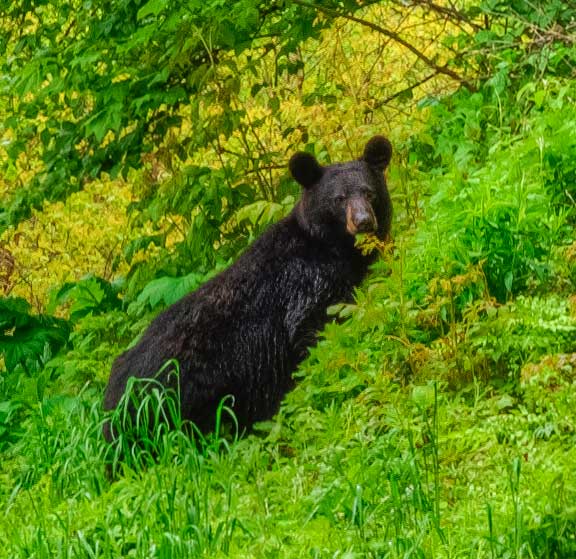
[{"x1": 346, "y1": 198, "x2": 377, "y2": 236}]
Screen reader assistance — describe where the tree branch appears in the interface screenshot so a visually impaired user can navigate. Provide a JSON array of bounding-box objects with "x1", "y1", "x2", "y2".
[
  {"x1": 406, "y1": 0, "x2": 482, "y2": 31},
  {"x1": 369, "y1": 71, "x2": 439, "y2": 112},
  {"x1": 292, "y1": 0, "x2": 477, "y2": 92}
]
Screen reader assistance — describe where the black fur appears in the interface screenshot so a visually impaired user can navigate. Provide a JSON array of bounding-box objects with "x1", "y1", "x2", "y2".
[{"x1": 103, "y1": 136, "x2": 392, "y2": 439}]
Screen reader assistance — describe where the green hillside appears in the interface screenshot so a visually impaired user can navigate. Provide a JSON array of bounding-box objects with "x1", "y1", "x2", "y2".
[{"x1": 1, "y1": 1, "x2": 576, "y2": 557}]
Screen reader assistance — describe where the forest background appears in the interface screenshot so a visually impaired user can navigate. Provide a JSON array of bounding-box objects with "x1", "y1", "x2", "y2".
[{"x1": 1, "y1": 0, "x2": 576, "y2": 557}]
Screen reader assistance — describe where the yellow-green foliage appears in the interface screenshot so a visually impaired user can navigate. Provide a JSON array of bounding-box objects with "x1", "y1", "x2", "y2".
[
  {"x1": 2, "y1": 179, "x2": 134, "y2": 311},
  {"x1": 0, "y1": 5, "x2": 458, "y2": 312}
]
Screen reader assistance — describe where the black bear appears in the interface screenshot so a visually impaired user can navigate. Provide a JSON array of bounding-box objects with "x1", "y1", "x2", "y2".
[{"x1": 103, "y1": 135, "x2": 392, "y2": 440}]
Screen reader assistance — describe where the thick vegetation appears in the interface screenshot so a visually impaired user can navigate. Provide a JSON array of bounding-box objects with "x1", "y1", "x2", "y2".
[{"x1": 1, "y1": 1, "x2": 576, "y2": 557}]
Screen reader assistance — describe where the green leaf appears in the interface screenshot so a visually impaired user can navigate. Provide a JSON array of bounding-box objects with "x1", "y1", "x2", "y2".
[
  {"x1": 0, "y1": 297, "x2": 70, "y2": 373},
  {"x1": 134, "y1": 272, "x2": 205, "y2": 311},
  {"x1": 504, "y1": 271, "x2": 514, "y2": 292},
  {"x1": 234, "y1": 200, "x2": 284, "y2": 227},
  {"x1": 49, "y1": 276, "x2": 121, "y2": 321},
  {"x1": 0, "y1": 297, "x2": 31, "y2": 328},
  {"x1": 84, "y1": 109, "x2": 110, "y2": 143},
  {"x1": 137, "y1": 0, "x2": 168, "y2": 20},
  {"x1": 69, "y1": 279, "x2": 106, "y2": 320}
]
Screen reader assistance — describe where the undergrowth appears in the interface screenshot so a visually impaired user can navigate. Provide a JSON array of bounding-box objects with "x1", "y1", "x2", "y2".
[{"x1": 2, "y1": 2, "x2": 576, "y2": 558}]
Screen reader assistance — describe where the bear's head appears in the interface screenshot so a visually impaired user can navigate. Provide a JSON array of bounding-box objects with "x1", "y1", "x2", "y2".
[{"x1": 289, "y1": 136, "x2": 392, "y2": 242}]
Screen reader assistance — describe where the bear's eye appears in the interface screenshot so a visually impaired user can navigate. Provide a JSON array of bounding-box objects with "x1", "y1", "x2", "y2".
[
  {"x1": 334, "y1": 194, "x2": 346, "y2": 203},
  {"x1": 362, "y1": 188, "x2": 375, "y2": 200}
]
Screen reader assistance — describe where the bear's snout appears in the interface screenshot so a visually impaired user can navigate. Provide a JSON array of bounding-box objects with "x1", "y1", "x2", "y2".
[{"x1": 346, "y1": 198, "x2": 377, "y2": 236}]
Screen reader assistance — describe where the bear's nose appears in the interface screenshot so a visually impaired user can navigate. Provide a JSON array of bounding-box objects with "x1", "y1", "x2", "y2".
[
  {"x1": 346, "y1": 199, "x2": 377, "y2": 235},
  {"x1": 355, "y1": 213, "x2": 376, "y2": 233}
]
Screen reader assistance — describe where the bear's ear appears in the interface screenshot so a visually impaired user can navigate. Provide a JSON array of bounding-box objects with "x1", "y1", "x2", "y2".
[
  {"x1": 362, "y1": 136, "x2": 392, "y2": 171},
  {"x1": 289, "y1": 152, "x2": 324, "y2": 189}
]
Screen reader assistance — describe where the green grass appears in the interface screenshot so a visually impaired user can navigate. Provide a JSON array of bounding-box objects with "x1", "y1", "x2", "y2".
[{"x1": 2, "y1": 318, "x2": 576, "y2": 558}]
